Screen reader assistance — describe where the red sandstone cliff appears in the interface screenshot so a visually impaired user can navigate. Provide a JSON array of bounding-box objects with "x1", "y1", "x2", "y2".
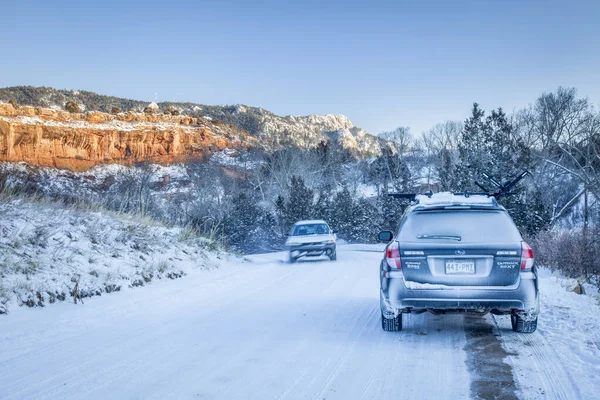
[{"x1": 0, "y1": 103, "x2": 253, "y2": 171}]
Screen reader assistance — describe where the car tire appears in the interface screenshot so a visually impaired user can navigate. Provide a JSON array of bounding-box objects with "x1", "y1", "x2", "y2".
[
  {"x1": 381, "y1": 312, "x2": 402, "y2": 331},
  {"x1": 511, "y1": 314, "x2": 537, "y2": 333},
  {"x1": 329, "y1": 249, "x2": 337, "y2": 261},
  {"x1": 289, "y1": 253, "x2": 297, "y2": 264}
]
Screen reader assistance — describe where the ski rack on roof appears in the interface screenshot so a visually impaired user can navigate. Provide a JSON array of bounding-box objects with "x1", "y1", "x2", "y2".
[
  {"x1": 388, "y1": 170, "x2": 531, "y2": 202},
  {"x1": 388, "y1": 191, "x2": 433, "y2": 200},
  {"x1": 475, "y1": 170, "x2": 530, "y2": 200}
]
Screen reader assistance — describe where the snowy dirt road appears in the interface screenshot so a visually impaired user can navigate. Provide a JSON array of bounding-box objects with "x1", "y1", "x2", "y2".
[{"x1": 0, "y1": 245, "x2": 592, "y2": 399}]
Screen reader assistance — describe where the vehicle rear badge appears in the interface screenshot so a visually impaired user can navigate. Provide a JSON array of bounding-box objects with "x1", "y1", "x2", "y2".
[{"x1": 455, "y1": 250, "x2": 466, "y2": 255}]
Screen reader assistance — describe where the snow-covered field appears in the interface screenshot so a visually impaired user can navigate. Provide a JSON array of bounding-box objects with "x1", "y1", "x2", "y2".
[{"x1": 1, "y1": 242, "x2": 599, "y2": 399}]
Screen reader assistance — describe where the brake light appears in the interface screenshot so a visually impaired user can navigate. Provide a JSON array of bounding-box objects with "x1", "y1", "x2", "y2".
[
  {"x1": 386, "y1": 241, "x2": 401, "y2": 269},
  {"x1": 520, "y1": 241, "x2": 534, "y2": 271}
]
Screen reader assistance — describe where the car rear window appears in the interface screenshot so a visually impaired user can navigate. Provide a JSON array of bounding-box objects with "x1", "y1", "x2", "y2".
[{"x1": 398, "y1": 210, "x2": 522, "y2": 243}]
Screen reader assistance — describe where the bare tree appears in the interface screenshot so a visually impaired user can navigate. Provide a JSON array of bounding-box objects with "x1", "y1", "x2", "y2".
[
  {"x1": 108, "y1": 163, "x2": 157, "y2": 217},
  {"x1": 420, "y1": 121, "x2": 463, "y2": 190},
  {"x1": 518, "y1": 88, "x2": 600, "y2": 224},
  {"x1": 421, "y1": 121, "x2": 462, "y2": 152},
  {"x1": 379, "y1": 127, "x2": 412, "y2": 154}
]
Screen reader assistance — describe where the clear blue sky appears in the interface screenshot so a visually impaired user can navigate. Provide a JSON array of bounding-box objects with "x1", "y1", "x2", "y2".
[{"x1": 2, "y1": 0, "x2": 599, "y2": 135}]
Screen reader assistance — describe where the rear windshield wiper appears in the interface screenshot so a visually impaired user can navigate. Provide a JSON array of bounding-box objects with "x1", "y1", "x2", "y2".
[{"x1": 417, "y1": 234, "x2": 462, "y2": 241}]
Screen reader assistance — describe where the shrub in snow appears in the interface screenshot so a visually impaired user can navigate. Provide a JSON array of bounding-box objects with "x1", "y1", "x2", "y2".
[
  {"x1": 65, "y1": 101, "x2": 80, "y2": 113},
  {"x1": 531, "y1": 228, "x2": 600, "y2": 287},
  {"x1": 167, "y1": 107, "x2": 180, "y2": 116}
]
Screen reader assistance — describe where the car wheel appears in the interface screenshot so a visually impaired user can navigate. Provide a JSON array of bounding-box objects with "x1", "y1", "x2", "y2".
[
  {"x1": 329, "y1": 249, "x2": 337, "y2": 261},
  {"x1": 381, "y1": 312, "x2": 403, "y2": 331},
  {"x1": 289, "y1": 253, "x2": 297, "y2": 263},
  {"x1": 511, "y1": 314, "x2": 537, "y2": 333}
]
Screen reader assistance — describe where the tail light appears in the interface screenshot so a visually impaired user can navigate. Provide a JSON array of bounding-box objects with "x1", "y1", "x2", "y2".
[
  {"x1": 386, "y1": 241, "x2": 401, "y2": 269},
  {"x1": 520, "y1": 241, "x2": 534, "y2": 271}
]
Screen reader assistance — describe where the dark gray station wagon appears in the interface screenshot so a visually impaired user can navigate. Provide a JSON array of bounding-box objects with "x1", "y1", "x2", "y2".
[{"x1": 378, "y1": 193, "x2": 539, "y2": 333}]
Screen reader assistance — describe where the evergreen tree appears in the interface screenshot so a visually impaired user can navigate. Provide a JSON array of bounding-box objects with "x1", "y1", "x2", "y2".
[
  {"x1": 457, "y1": 104, "x2": 531, "y2": 191},
  {"x1": 329, "y1": 187, "x2": 355, "y2": 240},
  {"x1": 224, "y1": 192, "x2": 260, "y2": 251},
  {"x1": 278, "y1": 176, "x2": 315, "y2": 231},
  {"x1": 370, "y1": 147, "x2": 414, "y2": 193},
  {"x1": 376, "y1": 193, "x2": 408, "y2": 234},
  {"x1": 224, "y1": 192, "x2": 277, "y2": 253},
  {"x1": 437, "y1": 148, "x2": 457, "y2": 191},
  {"x1": 456, "y1": 103, "x2": 487, "y2": 190},
  {"x1": 351, "y1": 198, "x2": 379, "y2": 243},
  {"x1": 455, "y1": 103, "x2": 548, "y2": 234}
]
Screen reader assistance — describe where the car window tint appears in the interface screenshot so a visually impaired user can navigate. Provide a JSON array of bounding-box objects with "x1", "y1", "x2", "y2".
[{"x1": 399, "y1": 210, "x2": 521, "y2": 243}]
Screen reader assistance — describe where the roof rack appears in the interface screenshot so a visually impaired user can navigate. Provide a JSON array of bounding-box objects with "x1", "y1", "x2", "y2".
[
  {"x1": 388, "y1": 170, "x2": 530, "y2": 202},
  {"x1": 475, "y1": 170, "x2": 530, "y2": 200},
  {"x1": 388, "y1": 191, "x2": 433, "y2": 200}
]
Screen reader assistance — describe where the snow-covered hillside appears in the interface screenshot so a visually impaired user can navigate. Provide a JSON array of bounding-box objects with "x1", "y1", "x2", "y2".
[
  {"x1": 0, "y1": 198, "x2": 230, "y2": 314},
  {"x1": 259, "y1": 111, "x2": 381, "y2": 156}
]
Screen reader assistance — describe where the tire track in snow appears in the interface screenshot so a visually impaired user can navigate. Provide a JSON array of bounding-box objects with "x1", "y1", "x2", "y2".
[
  {"x1": 463, "y1": 314, "x2": 518, "y2": 400},
  {"x1": 0, "y1": 247, "x2": 471, "y2": 400},
  {"x1": 187, "y1": 259, "x2": 347, "y2": 399},
  {"x1": 279, "y1": 248, "x2": 470, "y2": 400},
  {"x1": 0, "y1": 264, "x2": 266, "y2": 373},
  {"x1": 311, "y1": 306, "x2": 379, "y2": 399},
  {"x1": 275, "y1": 305, "x2": 379, "y2": 400},
  {"x1": 0, "y1": 260, "x2": 306, "y2": 400},
  {"x1": 126, "y1": 257, "x2": 346, "y2": 399},
  {"x1": 494, "y1": 315, "x2": 580, "y2": 400},
  {"x1": 386, "y1": 313, "x2": 469, "y2": 400},
  {"x1": 357, "y1": 370, "x2": 377, "y2": 399},
  {"x1": 275, "y1": 252, "x2": 382, "y2": 399}
]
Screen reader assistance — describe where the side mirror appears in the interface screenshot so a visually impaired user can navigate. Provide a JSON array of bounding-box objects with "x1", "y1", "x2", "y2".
[
  {"x1": 378, "y1": 231, "x2": 393, "y2": 242},
  {"x1": 331, "y1": 230, "x2": 338, "y2": 234}
]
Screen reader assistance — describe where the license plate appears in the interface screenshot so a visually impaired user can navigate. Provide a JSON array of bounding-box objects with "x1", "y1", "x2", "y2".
[{"x1": 445, "y1": 259, "x2": 475, "y2": 274}]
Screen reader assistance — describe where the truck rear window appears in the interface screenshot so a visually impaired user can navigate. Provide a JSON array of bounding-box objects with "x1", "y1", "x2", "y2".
[{"x1": 398, "y1": 210, "x2": 522, "y2": 243}]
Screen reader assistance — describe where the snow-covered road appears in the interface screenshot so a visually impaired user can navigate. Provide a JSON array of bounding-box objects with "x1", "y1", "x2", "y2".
[{"x1": 0, "y1": 245, "x2": 596, "y2": 399}]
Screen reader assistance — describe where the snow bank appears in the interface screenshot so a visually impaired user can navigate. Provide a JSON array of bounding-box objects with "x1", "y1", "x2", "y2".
[
  {"x1": 496, "y1": 268, "x2": 600, "y2": 399},
  {"x1": 417, "y1": 192, "x2": 495, "y2": 206},
  {"x1": 0, "y1": 199, "x2": 228, "y2": 314}
]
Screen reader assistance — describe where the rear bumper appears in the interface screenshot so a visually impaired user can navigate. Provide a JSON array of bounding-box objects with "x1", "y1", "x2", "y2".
[{"x1": 381, "y1": 270, "x2": 538, "y2": 315}]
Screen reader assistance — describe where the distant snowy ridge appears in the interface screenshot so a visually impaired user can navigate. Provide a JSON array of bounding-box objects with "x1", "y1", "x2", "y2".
[{"x1": 260, "y1": 112, "x2": 381, "y2": 156}]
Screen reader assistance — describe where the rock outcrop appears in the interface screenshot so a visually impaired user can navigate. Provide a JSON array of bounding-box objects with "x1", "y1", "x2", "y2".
[
  {"x1": 0, "y1": 103, "x2": 253, "y2": 171},
  {"x1": 259, "y1": 112, "x2": 381, "y2": 156},
  {"x1": 0, "y1": 86, "x2": 385, "y2": 158}
]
